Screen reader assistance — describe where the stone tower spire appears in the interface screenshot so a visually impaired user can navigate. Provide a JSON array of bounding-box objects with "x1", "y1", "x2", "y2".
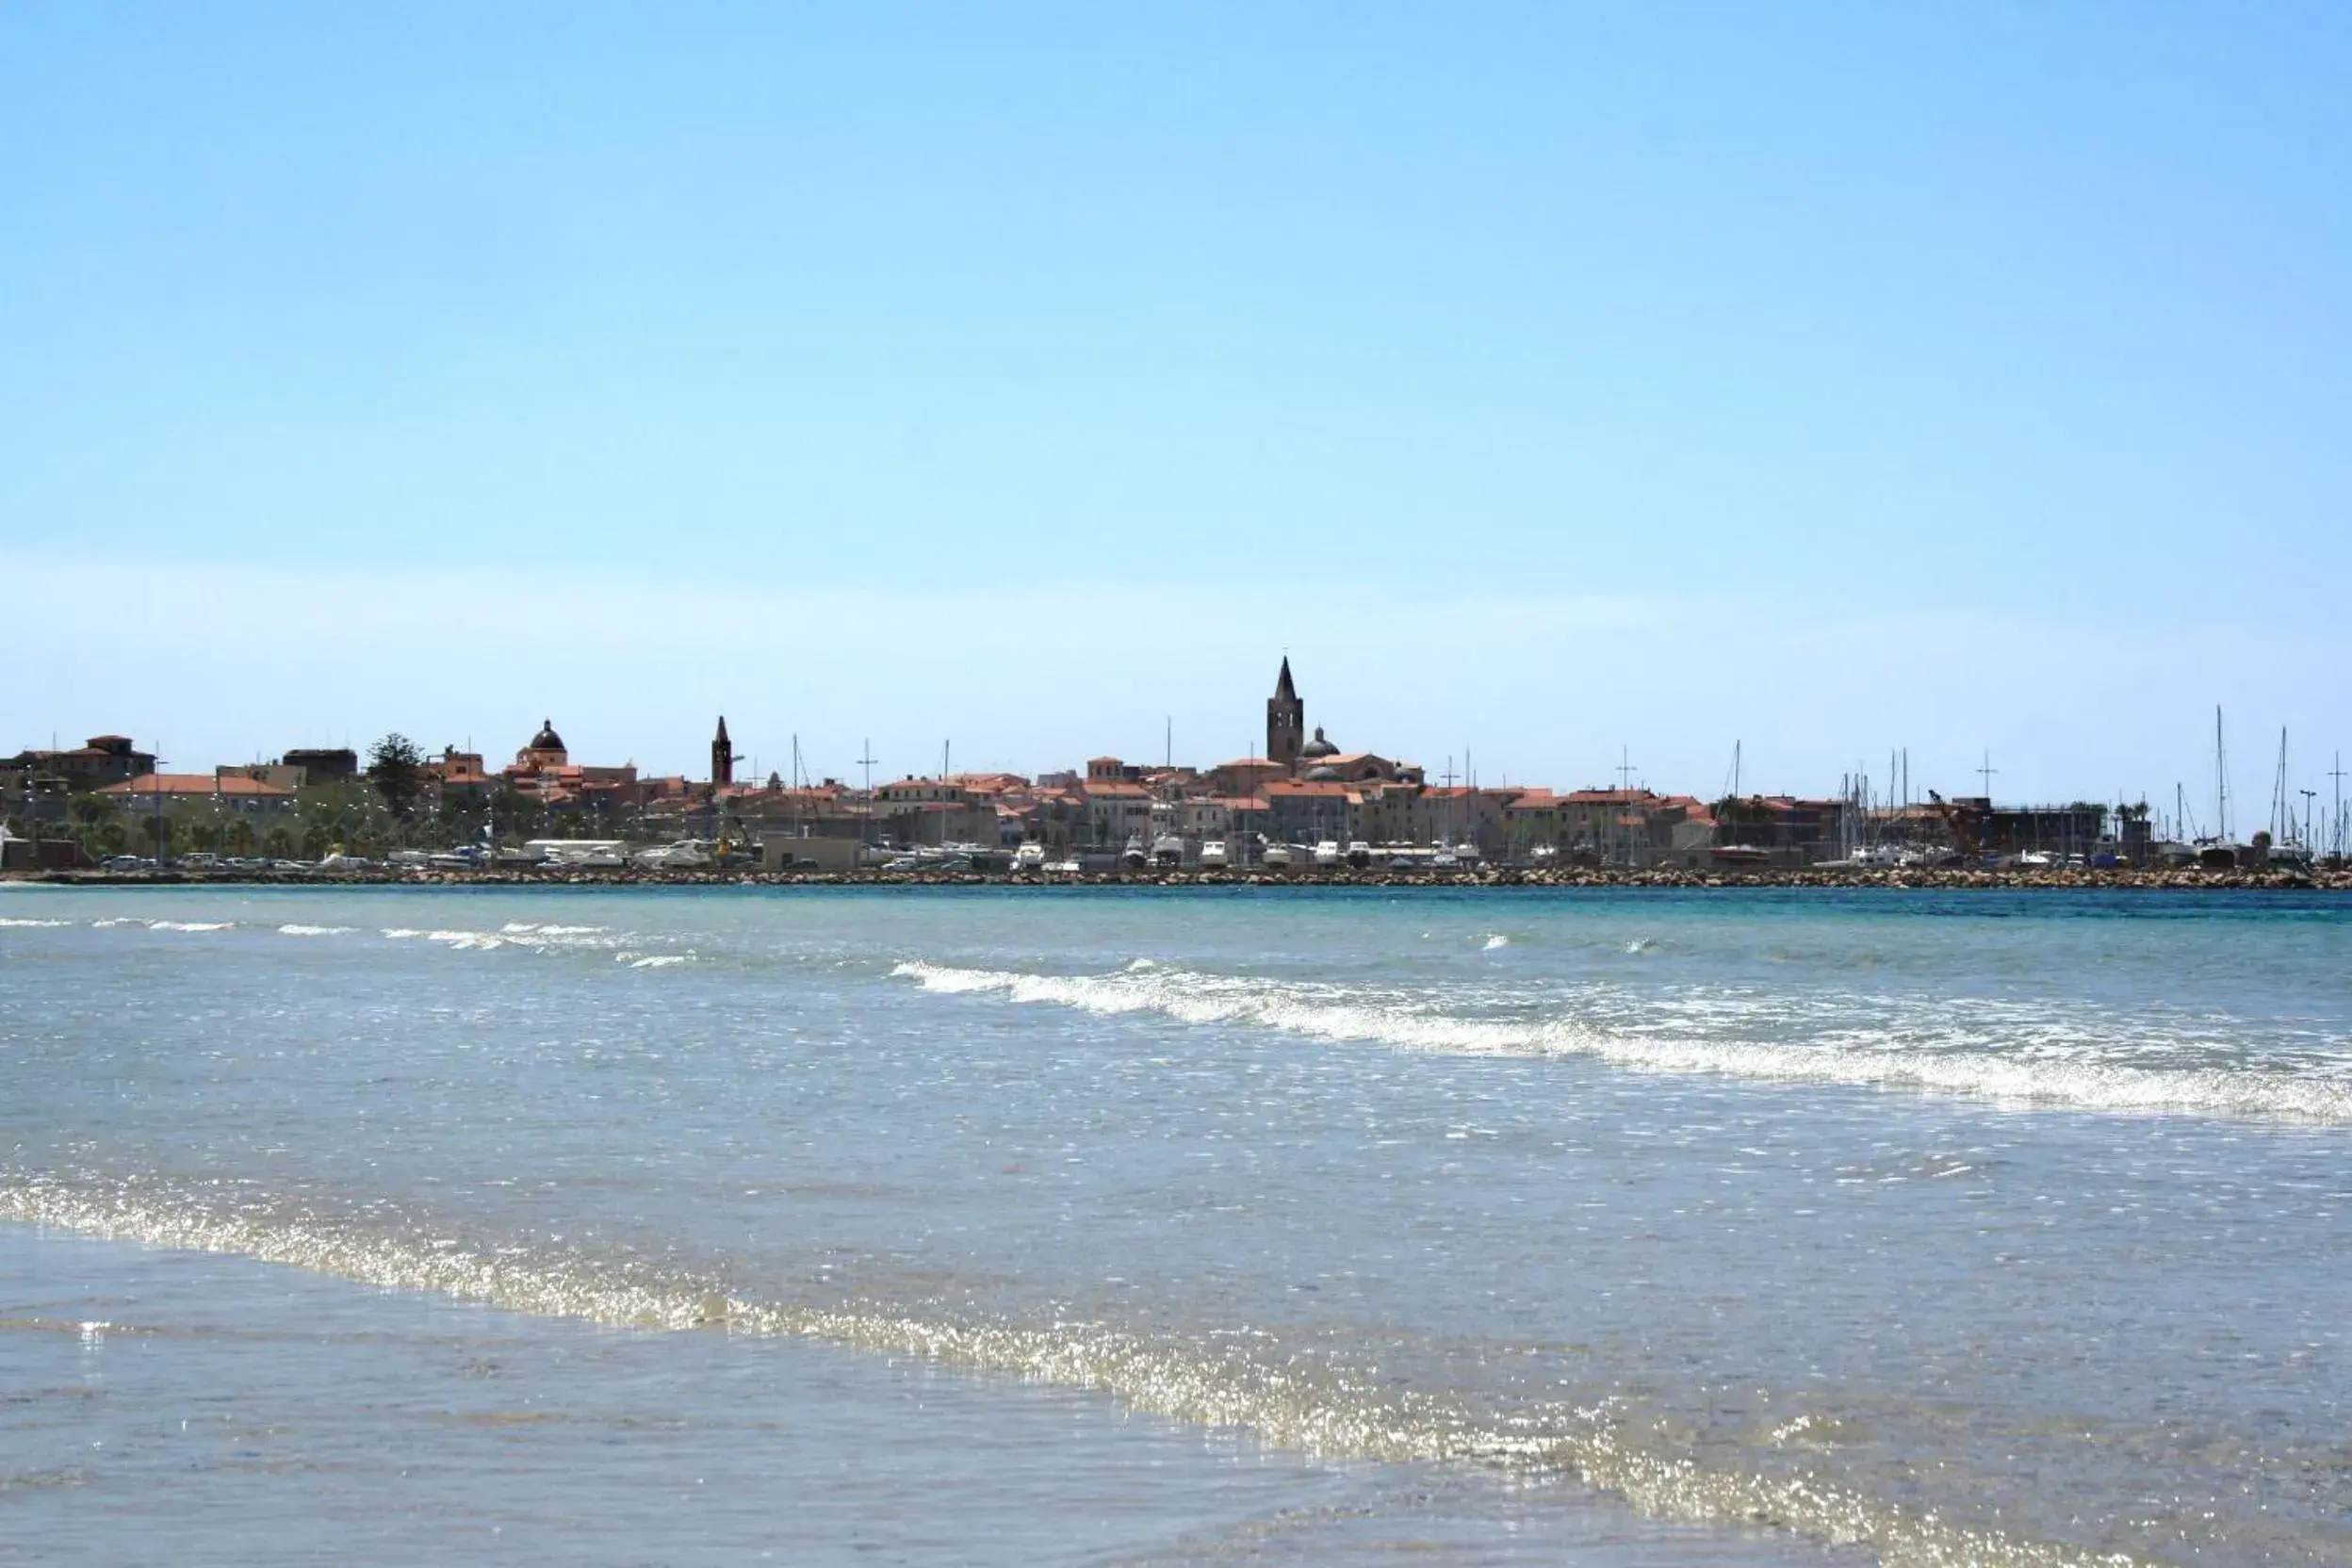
[
  {"x1": 710, "y1": 715, "x2": 736, "y2": 788},
  {"x1": 1266, "y1": 657, "x2": 1304, "y2": 772}
]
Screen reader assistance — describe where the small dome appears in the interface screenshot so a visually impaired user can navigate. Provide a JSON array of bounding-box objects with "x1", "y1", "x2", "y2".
[
  {"x1": 1299, "y1": 726, "x2": 1338, "y2": 760},
  {"x1": 1304, "y1": 764, "x2": 1344, "y2": 782},
  {"x1": 529, "y1": 719, "x2": 565, "y2": 752}
]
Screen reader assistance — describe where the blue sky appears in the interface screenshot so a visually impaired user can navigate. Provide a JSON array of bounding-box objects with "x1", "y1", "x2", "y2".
[{"x1": 3, "y1": 5, "x2": 2346, "y2": 814}]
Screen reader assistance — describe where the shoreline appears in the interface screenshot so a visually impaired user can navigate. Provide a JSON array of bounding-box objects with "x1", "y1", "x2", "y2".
[{"x1": 8, "y1": 864, "x2": 2344, "y2": 891}]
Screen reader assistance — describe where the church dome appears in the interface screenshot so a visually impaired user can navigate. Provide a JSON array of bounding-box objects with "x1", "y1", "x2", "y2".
[
  {"x1": 1299, "y1": 726, "x2": 1338, "y2": 760},
  {"x1": 1304, "y1": 764, "x2": 1344, "y2": 782},
  {"x1": 529, "y1": 719, "x2": 565, "y2": 753}
]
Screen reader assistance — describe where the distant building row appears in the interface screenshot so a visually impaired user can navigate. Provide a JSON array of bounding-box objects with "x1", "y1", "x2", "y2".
[{"x1": 4, "y1": 662, "x2": 2130, "y2": 866}]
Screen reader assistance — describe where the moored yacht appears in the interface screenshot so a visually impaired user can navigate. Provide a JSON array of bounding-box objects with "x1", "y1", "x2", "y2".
[{"x1": 633, "y1": 840, "x2": 712, "y2": 870}]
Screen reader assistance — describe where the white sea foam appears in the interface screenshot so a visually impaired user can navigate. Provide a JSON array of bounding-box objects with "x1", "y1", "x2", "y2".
[
  {"x1": 276, "y1": 923, "x2": 353, "y2": 937},
  {"x1": 1625, "y1": 938, "x2": 1655, "y2": 954},
  {"x1": 1481, "y1": 933, "x2": 1511, "y2": 950},
  {"x1": 623, "y1": 954, "x2": 690, "y2": 969},
  {"x1": 380, "y1": 927, "x2": 504, "y2": 950},
  {"x1": 0, "y1": 917, "x2": 73, "y2": 928},
  {"x1": 145, "y1": 921, "x2": 232, "y2": 933},
  {"x1": 0, "y1": 1174, "x2": 2147, "y2": 1568},
  {"x1": 890, "y1": 960, "x2": 2352, "y2": 1125}
]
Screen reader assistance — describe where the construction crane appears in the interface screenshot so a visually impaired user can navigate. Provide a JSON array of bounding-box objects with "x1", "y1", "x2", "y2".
[{"x1": 1927, "y1": 790, "x2": 1986, "y2": 860}]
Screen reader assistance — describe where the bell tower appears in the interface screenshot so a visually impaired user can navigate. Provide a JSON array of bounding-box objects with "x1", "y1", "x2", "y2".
[
  {"x1": 1266, "y1": 658, "x2": 1304, "y2": 772},
  {"x1": 710, "y1": 716, "x2": 736, "y2": 787}
]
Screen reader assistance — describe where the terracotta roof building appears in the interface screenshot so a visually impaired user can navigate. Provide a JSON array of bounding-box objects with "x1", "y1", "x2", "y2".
[{"x1": 97, "y1": 772, "x2": 297, "y2": 814}]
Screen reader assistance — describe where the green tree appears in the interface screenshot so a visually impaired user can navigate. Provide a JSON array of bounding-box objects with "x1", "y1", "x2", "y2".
[
  {"x1": 67, "y1": 792, "x2": 118, "y2": 855},
  {"x1": 368, "y1": 733, "x2": 427, "y2": 819}
]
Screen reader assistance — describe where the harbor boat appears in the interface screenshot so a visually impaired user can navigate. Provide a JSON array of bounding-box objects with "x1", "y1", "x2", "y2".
[
  {"x1": 1710, "y1": 844, "x2": 1771, "y2": 868},
  {"x1": 1152, "y1": 832, "x2": 1185, "y2": 867},
  {"x1": 1012, "y1": 841, "x2": 1046, "y2": 871},
  {"x1": 633, "y1": 840, "x2": 712, "y2": 871},
  {"x1": 1199, "y1": 839, "x2": 1230, "y2": 870},
  {"x1": 1262, "y1": 842, "x2": 1296, "y2": 870},
  {"x1": 1120, "y1": 834, "x2": 1148, "y2": 870},
  {"x1": 1345, "y1": 841, "x2": 1373, "y2": 869},
  {"x1": 1312, "y1": 840, "x2": 1343, "y2": 868},
  {"x1": 527, "y1": 839, "x2": 629, "y2": 869},
  {"x1": 1817, "y1": 843, "x2": 1906, "y2": 871}
]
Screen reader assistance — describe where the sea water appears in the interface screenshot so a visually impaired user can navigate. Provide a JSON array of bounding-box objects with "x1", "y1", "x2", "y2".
[{"x1": 1, "y1": 886, "x2": 2344, "y2": 1565}]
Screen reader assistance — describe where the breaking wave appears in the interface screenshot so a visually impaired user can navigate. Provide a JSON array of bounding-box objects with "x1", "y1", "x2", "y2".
[
  {"x1": 890, "y1": 961, "x2": 2352, "y2": 1125},
  {"x1": 381, "y1": 926, "x2": 506, "y2": 950},
  {"x1": 379, "y1": 924, "x2": 637, "y2": 956},
  {"x1": 276, "y1": 923, "x2": 353, "y2": 937},
  {"x1": 0, "y1": 1173, "x2": 2141, "y2": 1568},
  {"x1": 0, "y1": 917, "x2": 73, "y2": 928}
]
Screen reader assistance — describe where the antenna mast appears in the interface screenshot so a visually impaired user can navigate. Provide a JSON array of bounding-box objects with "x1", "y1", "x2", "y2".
[
  {"x1": 1616, "y1": 745, "x2": 1638, "y2": 866},
  {"x1": 857, "y1": 739, "x2": 878, "y2": 852}
]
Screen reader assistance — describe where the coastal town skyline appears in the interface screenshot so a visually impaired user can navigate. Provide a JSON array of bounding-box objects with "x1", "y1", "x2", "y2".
[
  {"x1": 5, "y1": 585, "x2": 2343, "y2": 831},
  {"x1": 11, "y1": 655, "x2": 2346, "y2": 867}
]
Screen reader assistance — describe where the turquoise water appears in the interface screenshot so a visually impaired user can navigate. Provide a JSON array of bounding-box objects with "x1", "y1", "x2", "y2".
[{"x1": 3, "y1": 886, "x2": 2346, "y2": 1564}]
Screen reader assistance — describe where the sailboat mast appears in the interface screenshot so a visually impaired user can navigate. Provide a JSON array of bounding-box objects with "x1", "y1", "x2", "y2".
[
  {"x1": 2334, "y1": 751, "x2": 2346, "y2": 861},
  {"x1": 2274, "y1": 727, "x2": 2289, "y2": 843},
  {"x1": 2214, "y1": 707, "x2": 2230, "y2": 843}
]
